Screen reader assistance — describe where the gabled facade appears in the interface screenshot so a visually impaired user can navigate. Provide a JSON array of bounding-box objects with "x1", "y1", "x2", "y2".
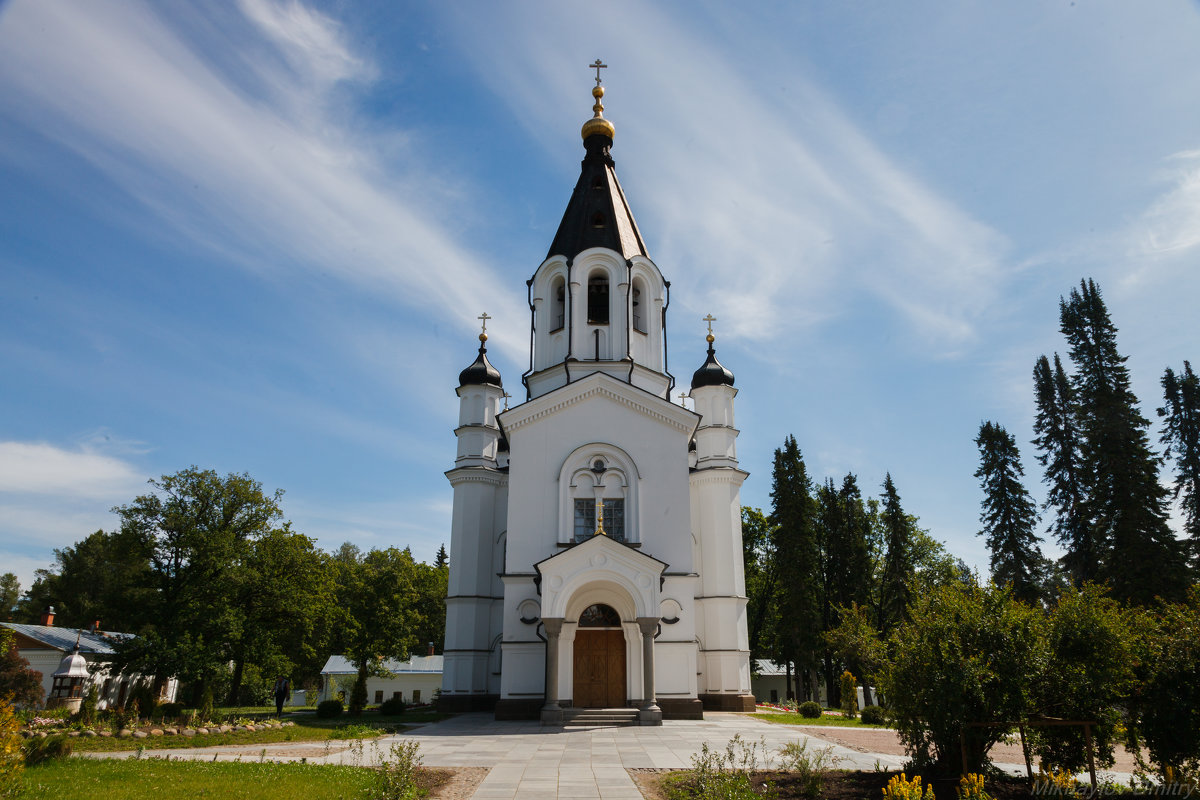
[{"x1": 440, "y1": 76, "x2": 753, "y2": 723}]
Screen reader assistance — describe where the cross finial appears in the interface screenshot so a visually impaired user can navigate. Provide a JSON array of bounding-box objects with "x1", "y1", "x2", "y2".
[
  {"x1": 503, "y1": 390, "x2": 512, "y2": 410},
  {"x1": 478, "y1": 312, "x2": 491, "y2": 334},
  {"x1": 595, "y1": 501, "x2": 607, "y2": 537},
  {"x1": 677, "y1": 392, "x2": 688, "y2": 407},
  {"x1": 590, "y1": 59, "x2": 607, "y2": 87},
  {"x1": 703, "y1": 314, "x2": 717, "y2": 335}
]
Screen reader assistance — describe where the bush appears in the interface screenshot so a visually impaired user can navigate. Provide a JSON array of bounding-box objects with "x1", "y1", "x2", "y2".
[
  {"x1": 0, "y1": 695, "x2": 23, "y2": 798},
  {"x1": 157, "y1": 702, "x2": 185, "y2": 719},
  {"x1": 882, "y1": 773, "x2": 934, "y2": 799},
  {"x1": 664, "y1": 734, "x2": 773, "y2": 800},
  {"x1": 798, "y1": 701, "x2": 821, "y2": 718},
  {"x1": 376, "y1": 740, "x2": 422, "y2": 800},
  {"x1": 879, "y1": 582, "x2": 1043, "y2": 773},
  {"x1": 839, "y1": 670, "x2": 858, "y2": 719},
  {"x1": 21, "y1": 735, "x2": 72, "y2": 766},
  {"x1": 860, "y1": 705, "x2": 886, "y2": 725},
  {"x1": 778, "y1": 738, "x2": 840, "y2": 797},
  {"x1": 77, "y1": 684, "x2": 99, "y2": 727},
  {"x1": 316, "y1": 699, "x2": 344, "y2": 719},
  {"x1": 957, "y1": 773, "x2": 993, "y2": 800},
  {"x1": 379, "y1": 697, "x2": 406, "y2": 716}
]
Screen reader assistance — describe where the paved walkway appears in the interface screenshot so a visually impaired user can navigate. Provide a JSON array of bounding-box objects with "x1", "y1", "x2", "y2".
[{"x1": 79, "y1": 713, "x2": 1134, "y2": 799}]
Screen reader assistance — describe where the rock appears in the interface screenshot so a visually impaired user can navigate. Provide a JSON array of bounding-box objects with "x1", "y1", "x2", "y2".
[
  {"x1": 68, "y1": 731, "x2": 81, "y2": 737},
  {"x1": 82, "y1": 730, "x2": 97, "y2": 737},
  {"x1": 195, "y1": 727, "x2": 209, "y2": 735},
  {"x1": 117, "y1": 729, "x2": 133, "y2": 738},
  {"x1": 218, "y1": 725, "x2": 232, "y2": 733},
  {"x1": 181, "y1": 729, "x2": 196, "y2": 737},
  {"x1": 150, "y1": 729, "x2": 164, "y2": 736},
  {"x1": 244, "y1": 725, "x2": 256, "y2": 732},
  {"x1": 133, "y1": 731, "x2": 149, "y2": 739},
  {"x1": 163, "y1": 728, "x2": 176, "y2": 736},
  {"x1": 98, "y1": 731, "x2": 112, "y2": 738}
]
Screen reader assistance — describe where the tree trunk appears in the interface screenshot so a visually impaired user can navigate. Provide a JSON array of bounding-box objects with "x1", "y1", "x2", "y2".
[
  {"x1": 227, "y1": 655, "x2": 245, "y2": 707},
  {"x1": 785, "y1": 661, "x2": 794, "y2": 702},
  {"x1": 824, "y1": 652, "x2": 837, "y2": 708}
]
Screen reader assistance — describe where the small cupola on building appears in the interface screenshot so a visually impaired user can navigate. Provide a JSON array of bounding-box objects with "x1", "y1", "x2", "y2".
[
  {"x1": 48, "y1": 642, "x2": 90, "y2": 712},
  {"x1": 453, "y1": 313, "x2": 505, "y2": 469},
  {"x1": 690, "y1": 315, "x2": 736, "y2": 391},
  {"x1": 458, "y1": 314, "x2": 503, "y2": 388}
]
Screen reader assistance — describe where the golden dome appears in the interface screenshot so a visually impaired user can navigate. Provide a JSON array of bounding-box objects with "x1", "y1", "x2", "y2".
[{"x1": 581, "y1": 84, "x2": 615, "y2": 140}]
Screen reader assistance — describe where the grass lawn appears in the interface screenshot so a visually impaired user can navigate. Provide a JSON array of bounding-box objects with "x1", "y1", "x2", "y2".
[
  {"x1": 20, "y1": 759, "x2": 395, "y2": 799},
  {"x1": 751, "y1": 710, "x2": 892, "y2": 729},
  {"x1": 68, "y1": 711, "x2": 450, "y2": 752}
]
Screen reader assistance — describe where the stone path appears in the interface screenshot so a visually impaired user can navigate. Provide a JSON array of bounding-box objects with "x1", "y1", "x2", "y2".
[{"x1": 78, "y1": 712, "x2": 1136, "y2": 799}]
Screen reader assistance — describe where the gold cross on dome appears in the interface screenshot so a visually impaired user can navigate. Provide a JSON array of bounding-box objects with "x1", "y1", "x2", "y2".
[
  {"x1": 703, "y1": 314, "x2": 717, "y2": 335},
  {"x1": 590, "y1": 59, "x2": 607, "y2": 87},
  {"x1": 677, "y1": 392, "x2": 688, "y2": 406},
  {"x1": 503, "y1": 391, "x2": 512, "y2": 410},
  {"x1": 477, "y1": 312, "x2": 491, "y2": 335}
]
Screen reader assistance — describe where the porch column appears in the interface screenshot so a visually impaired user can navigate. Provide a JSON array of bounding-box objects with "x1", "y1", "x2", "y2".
[
  {"x1": 540, "y1": 617, "x2": 564, "y2": 724},
  {"x1": 636, "y1": 617, "x2": 663, "y2": 725}
]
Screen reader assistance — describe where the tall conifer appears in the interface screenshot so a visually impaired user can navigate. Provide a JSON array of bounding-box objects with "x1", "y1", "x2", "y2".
[
  {"x1": 878, "y1": 473, "x2": 913, "y2": 634},
  {"x1": 768, "y1": 435, "x2": 821, "y2": 699},
  {"x1": 974, "y1": 420, "x2": 1044, "y2": 602},
  {"x1": 1033, "y1": 353, "x2": 1094, "y2": 585},
  {"x1": 1059, "y1": 279, "x2": 1187, "y2": 604},
  {"x1": 1159, "y1": 361, "x2": 1200, "y2": 565}
]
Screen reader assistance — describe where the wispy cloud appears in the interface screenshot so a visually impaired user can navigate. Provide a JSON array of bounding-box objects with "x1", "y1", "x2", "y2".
[
  {"x1": 441, "y1": 3, "x2": 1007, "y2": 353},
  {"x1": 0, "y1": 0, "x2": 527, "y2": 358},
  {"x1": 0, "y1": 441, "x2": 145, "y2": 499}
]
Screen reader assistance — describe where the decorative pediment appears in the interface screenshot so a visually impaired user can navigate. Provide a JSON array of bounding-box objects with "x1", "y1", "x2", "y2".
[
  {"x1": 500, "y1": 372, "x2": 697, "y2": 437},
  {"x1": 534, "y1": 534, "x2": 667, "y2": 620}
]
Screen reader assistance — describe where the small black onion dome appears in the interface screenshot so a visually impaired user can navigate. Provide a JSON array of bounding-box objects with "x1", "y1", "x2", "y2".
[
  {"x1": 458, "y1": 335, "x2": 502, "y2": 388},
  {"x1": 690, "y1": 340, "x2": 735, "y2": 390}
]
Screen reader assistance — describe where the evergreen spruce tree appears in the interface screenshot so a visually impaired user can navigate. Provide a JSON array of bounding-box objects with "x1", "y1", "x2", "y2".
[
  {"x1": 1159, "y1": 361, "x2": 1200, "y2": 566},
  {"x1": 974, "y1": 420, "x2": 1044, "y2": 602},
  {"x1": 434, "y1": 543, "x2": 449, "y2": 570},
  {"x1": 878, "y1": 473, "x2": 913, "y2": 634},
  {"x1": 1059, "y1": 278, "x2": 1187, "y2": 604},
  {"x1": 741, "y1": 507, "x2": 778, "y2": 663},
  {"x1": 815, "y1": 474, "x2": 873, "y2": 702},
  {"x1": 768, "y1": 435, "x2": 822, "y2": 700},
  {"x1": 1033, "y1": 353, "x2": 1094, "y2": 586}
]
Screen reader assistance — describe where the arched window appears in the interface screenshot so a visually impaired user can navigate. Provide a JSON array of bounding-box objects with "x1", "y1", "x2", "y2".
[
  {"x1": 631, "y1": 278, "x2": 647, "y2": 334},
  {"x1": 579, "y1": 604, "x2": 621, "y2": 627},
  {"x1": 587, "y1": 274, "x2": 609, "y2": 325},
  {"x1": 550, "y1": 275, "x2": 566, "y2": 332}
]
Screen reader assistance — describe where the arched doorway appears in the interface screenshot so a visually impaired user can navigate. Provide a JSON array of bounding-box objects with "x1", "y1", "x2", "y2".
[{"x1": 572, "y1": 603, "x2": 626, "y2": 707}]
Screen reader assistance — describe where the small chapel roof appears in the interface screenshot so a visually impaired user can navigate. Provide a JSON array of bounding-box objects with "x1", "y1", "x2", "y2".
[
  {"x1": 1, "y1": 622, "x2": 129, "y2": 655},
  {"x1": 546, "y1": 66, "x2": 648, "y2": 262},
  {"x1": 319, "y1": 654, "x2": 443, "y2": 675}
]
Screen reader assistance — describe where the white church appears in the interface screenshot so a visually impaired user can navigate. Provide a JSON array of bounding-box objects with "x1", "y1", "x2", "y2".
[{"x1": 440, "y1": 71, "x2": 754, "y2": 724}]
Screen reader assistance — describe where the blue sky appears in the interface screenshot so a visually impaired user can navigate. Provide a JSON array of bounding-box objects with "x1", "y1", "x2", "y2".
[{"x1": 2, "y1": 1, "x2": 1198, "y2": 593}]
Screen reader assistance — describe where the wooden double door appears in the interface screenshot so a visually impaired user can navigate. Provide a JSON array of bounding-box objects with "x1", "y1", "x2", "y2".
[{"x1": 572, "y1": 629, "x2": 626, "y2": 708}]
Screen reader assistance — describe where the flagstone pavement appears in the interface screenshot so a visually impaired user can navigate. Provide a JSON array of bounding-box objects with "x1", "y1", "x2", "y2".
[{"x1": 79, "y1": 712, "x2": 1134, "y2": 799}]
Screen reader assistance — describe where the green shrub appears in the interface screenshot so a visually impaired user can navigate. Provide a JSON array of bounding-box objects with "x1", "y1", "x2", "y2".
[
  {"x1": 376, "y1": 740, "x2": 422, "y2": 800},
  {"x1": 860, "y1": 705, "x2": 886, "y2": 725},
  {"x1": 329, "y1": 723, "x2": 380, "y2": 740},
  {"x1": 378, "y1": 697, "x2": 405, "y2": 716},
  {"x1": 77, "y1": 684, "x2": 99, "y2": 727},
  {"x1": 665, "y1": 734, "x2": 774, "y2": 800},
  {"x1": 316, "y1": 699, "x2": 343, "y2": 719},
  {"x1": 882, "y1": 773, "x2": 935, "y2": 799},
  {"x1": 839, "y1": 670, "x2": 858, "y2": 719},
  {"x1": 778, "y1": 738, "x2": 840, "y2": 797},
  {"x1": 21, "y1": 734, "x2": 72, "y2": 766},
  {"x1": 158, "y1": 702, "x2": 185, "y2": 719},
  {"x1": 798, "y1": 701, "x2": 821, "y2": 718},
  {"x1": 0, "y1": 694, "x2": 24, "y2": 798}
]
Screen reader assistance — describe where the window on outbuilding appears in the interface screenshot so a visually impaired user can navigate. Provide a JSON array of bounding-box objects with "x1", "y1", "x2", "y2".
[{"x1": 587, "y1": 275, "x2": 609, "y2": 324}]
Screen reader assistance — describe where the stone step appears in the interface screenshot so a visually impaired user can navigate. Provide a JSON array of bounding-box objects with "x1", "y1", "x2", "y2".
[{"x1": 563, "y1": 708, "x2": 640, "y2": 726}]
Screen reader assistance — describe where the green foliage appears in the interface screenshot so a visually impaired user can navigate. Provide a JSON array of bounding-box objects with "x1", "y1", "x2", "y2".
[
  {"x1": 741, "y1": 507, "x2": 778, "y2": 665},
  {"x1": 156, "y1": 702, "x2": 184, "y2": 719},
  {"x1": 0, "y1": 695, "x2": 23, "y2": 799},
  {"x1": 20, "y1": 735, "x2": 72, "y2": 766},
  {"x1": 316, "y1": 699, "x2": 343, "y2": 719},
  {"x1": 823, "y1": 602, "x2": 884, "y2": 708},
  {"x1": 860, "y1": 705, "x2": 886, "y2": 725},
  {"x1": 881, "y1": 773, "x2": 935, "y2": 800},
  {"x1": 327, "y1": 723, "x2": 381, "y2": 740},
  {"x1": 1059, "y1": 279, "x2": 1188, "y2": 604},
  {"x1": 78, "y1": 684, "x2": 99, "y2": 726},
  {"x1": 0, "y1": 575, "x2": 18, "y2": 622},
  {"x1": 664, "y1": 734, "x2": 775, "y2": 800},
  {"x1": 797, "y1": 701, "x2": 821, "y2": 719},
  {"x1": 1159, "y1": 361, "x2": 1200, "y2": 562},
  {"x1": 375, "y1": 740, "x2": 422, "y2": 800},
  {"x1": 878, "y1": 474, "x2": 914, "y2": 635},
  {"x1": 1033, "y1": 353, "x2": 1094, "y2": 587},
  {"x1": 378, "y1": 697, "x2": 406, "y2": 716},
  {"x1": 769, "y1": 436, "x2": 822, "y2": 691},
  {"x1": 1130, "y1": 585, "x2": 1200, "y2": 780},
  {"x1": 880, "y1": 582, "x2": 1043, "y2": 773},
  {"x1": 974, "y1": 421, "x2": 1045, "y2": 603},
  {"x1": 839, "y1": 671, "x2": 858, "y2": 719},
  {"x1": 1031, "y1": 584, "x2": 1141, "y2": 773},
  {"x1": 0, "y1": 628, "x2": 43, "y2": 708},
  {"x1": 777, "y1": 738, "x2": 840, "y2": 798}
]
